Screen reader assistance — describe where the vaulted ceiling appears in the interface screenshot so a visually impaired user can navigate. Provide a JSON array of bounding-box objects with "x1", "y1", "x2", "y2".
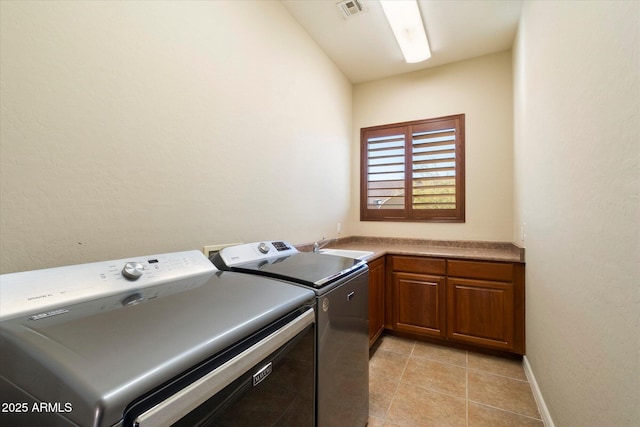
[{"x1": 281, "y1": 0, "x2": 523, "y2": 83}]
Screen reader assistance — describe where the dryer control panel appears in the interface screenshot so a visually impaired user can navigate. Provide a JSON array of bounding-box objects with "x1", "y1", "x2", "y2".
[
  {"x1": 0, "y1": 250, "x2": 216, "y2": 320},
  {"x1": 216, "y1": 241, "x2": 299, "y2": 266}
]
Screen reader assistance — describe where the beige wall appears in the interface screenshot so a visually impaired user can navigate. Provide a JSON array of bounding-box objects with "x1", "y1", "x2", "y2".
[
  {"x1": 0, "y1": 1, "x2": 353, "y2": 273},
  {"x1": 513, "y1": 1, "x2": 639, "y2": 426},
  {"x1": 352, "y1": 51, "x2": 514, "y2": 241}
]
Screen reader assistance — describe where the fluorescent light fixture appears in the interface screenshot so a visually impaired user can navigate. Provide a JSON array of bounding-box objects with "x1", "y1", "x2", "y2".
[{"x1": 380, "y1": 0, "x2": 431, "y2": 63}]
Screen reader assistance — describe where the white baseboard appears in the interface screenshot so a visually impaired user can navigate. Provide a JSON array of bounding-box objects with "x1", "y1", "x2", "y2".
[{"x1": 523, "y1": 355, "x2": 555, "y2": 427}]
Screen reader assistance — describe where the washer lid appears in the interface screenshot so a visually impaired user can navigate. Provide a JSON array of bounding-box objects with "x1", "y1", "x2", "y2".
[
  {"x1": 223, "y1": 252, "x2": 367, "y2": 288},
  {"x1": 0, "y1": 271, "x2": 314, "y2": 427}
]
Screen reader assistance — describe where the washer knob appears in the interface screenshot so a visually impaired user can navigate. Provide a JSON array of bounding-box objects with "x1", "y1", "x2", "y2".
[
  {"x1": 122, "y1": 262, "x2": 144, "y2": 280},
  {"x1": 258, "y1": 242, "x2": 270, "y2": 254},
  {"x1": 122, "y1": 292, "x2": 145, "y2": 306}
]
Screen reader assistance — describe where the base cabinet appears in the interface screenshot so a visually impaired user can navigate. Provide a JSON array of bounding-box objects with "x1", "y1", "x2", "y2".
[
  {"x1": 368, "y1": 257, "x2": 385, "y2": 347},
  {"x1": 386, "y1": 255, "x2": 525, "y2": 354},
  {"x1": 446, "y1": 277, "x2": 514, "y2": 350},
  {"x1": 392, "y1": 272, "x2": 445, "y2": 338},
  {"x1": 446, "y1": 260, "x2": 525, "y2": 353},
  {"x1": 386, "y1": 256, "x2": 447, "y2": 337}
]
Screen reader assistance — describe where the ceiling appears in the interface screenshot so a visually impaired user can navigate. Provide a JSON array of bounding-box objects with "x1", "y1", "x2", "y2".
[{"x1": 281, "y1": 0, "x2": 523, "y2": 84}]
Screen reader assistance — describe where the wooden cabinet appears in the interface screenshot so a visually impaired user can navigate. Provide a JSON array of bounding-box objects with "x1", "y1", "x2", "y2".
[
  {"x1": 387, "y1": 255, "x2": 525, "y2": 354},
  {"x1": 368, "y1": 257, "x2": 385, "y2": 347},
  {"x1": 387, "y1": 256, "x2": 446, "y2": 338},
  {"x1": 393, "y1": 272, "x2": 445, "y2": 337},
  {"x1": 447, "y1": 260, "x2": 525, "y2": 353}
]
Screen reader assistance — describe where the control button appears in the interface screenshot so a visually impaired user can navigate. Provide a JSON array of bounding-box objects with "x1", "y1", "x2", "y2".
[
  {"x1": 122, "y1": 293, "x2": 145, "y2": 306},
  {"x1": 258, "y1": 243, "x2": 270, "y2": 254},
  {"x1": 122, "y1": 262, "x2": 144, "y2": 280},
  {"x1": 273, "y1": 241, "x2": 290, "y2": 251}
]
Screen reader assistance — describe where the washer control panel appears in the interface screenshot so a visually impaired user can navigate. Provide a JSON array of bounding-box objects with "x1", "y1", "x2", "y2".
[{"x1": 0, "y1": 250, "x2": 216, "y2": 320}]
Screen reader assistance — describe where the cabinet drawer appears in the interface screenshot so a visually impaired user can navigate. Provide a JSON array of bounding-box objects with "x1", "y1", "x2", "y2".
[
  {"x1": 390, "y1": 256, "x2": 446, "y2": 275},
  {"x1": 447, "y1": 260, "x2": 514, "y2": 282}
]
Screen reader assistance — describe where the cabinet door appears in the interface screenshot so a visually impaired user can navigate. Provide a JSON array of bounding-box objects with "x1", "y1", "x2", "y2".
[
  {"x1": 446, "y1": 277, "x2": 514, "y2": 351},
  {"x1": 368, "y1": 257, "x2": 385, "y2": 347},
  {"x1": 392, "y1": 272, "x2": 446, "y2": 337}
]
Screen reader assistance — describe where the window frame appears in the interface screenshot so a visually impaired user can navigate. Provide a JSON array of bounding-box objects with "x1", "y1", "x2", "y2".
[{"x1": 360, "y1": 114, "x2": 465, "y2": 223}]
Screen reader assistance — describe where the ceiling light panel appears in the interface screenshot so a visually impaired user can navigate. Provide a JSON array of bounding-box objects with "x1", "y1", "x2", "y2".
[{"x1": 380, "y1": 0, "x2": 431, "y2": 63}]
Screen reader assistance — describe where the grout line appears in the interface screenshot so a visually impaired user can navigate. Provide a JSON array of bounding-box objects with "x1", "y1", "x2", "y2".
[
  {"x1": 467, "y1": 367, "x2": 530, "y2": 383},
  {"x1": 465, "y1": 350, "x2": 469, "y2": 427},
  {"x1": 383, "y1": 345, "x2": 413, "y2": 421},
  {"x1": 408, "y1": 339, "x2": 416, "y2": 357},
  {"x1": 409, "y1": 352, "x2": 468, "y2": 368},
  {"x1": 468, "y1": 401, "x2": 544, "y2": 422},
  {"x1": 377, "y1": 338, "x2": 416, "y2": 422}
]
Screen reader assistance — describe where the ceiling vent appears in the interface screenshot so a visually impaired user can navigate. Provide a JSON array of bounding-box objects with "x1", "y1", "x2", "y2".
[{"x1": 337, "y1": 0, "x2": 366, "y2": 18}]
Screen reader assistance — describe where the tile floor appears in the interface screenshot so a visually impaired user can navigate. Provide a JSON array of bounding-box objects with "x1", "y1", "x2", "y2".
[{"x1": 368, "y1": 334, "x2": 543, "y2": 427}]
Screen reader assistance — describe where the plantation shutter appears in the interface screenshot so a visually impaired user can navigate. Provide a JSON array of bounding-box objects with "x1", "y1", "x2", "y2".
[
  {"x1": 361, "y1": 115, "x2": 465, "y2": 222},
  {"x1": 412, "y1": 121, "x2": 457, "y2": 210},
  {"x1": 364, "y1": 126, "x2": 406, "y2": 213}
]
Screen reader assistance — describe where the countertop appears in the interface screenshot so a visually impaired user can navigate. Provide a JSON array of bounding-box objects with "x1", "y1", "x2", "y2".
[{"x1": 300, "y1": 236, "x2": 525, "y2": 263}]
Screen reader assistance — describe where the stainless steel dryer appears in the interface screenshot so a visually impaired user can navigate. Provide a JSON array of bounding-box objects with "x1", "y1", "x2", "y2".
[
  {"x1": 211, "y1": 241, "x2": 369, "y2": 427},
  {"x1": 0, "y1": 250, "x2": 316, "y2": 427}
]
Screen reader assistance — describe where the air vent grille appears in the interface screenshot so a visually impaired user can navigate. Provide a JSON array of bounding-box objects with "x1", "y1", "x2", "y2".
[{"x1": 337, "y1": 0, "x2": 365, "y2": 18}]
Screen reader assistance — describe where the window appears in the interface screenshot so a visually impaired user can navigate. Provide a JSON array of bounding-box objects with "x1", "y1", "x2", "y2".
[{"x1": 360, "y1": 114, "x2": 465, "y2": 222}]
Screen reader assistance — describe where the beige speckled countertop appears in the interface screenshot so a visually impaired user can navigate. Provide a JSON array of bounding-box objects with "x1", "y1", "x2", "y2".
[{"x1": 299, "y1": 236, "x2": 525, "y2": 263}]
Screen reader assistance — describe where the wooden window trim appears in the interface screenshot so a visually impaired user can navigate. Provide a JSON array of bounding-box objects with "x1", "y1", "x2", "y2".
[{"x1": 360, "y1": 114, "x2": 465, "y2": 223}]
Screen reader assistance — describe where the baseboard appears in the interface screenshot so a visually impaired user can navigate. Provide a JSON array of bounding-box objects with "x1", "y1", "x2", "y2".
[{"x1": 523, "y1": 355, "x2": 555, "y2": 427}]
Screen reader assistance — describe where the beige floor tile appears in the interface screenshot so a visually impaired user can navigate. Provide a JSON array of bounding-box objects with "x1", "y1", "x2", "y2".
[
  {"x1": 369, "y1": 349, "x2": 410, "y2": 380},
  {"x1": 468, "y1": 402, "x2": 544, "y2": 427},
  {"x1": 468, "y1": 370, "x2": 540, "y2": 419},
  {"x1": 375, "y1": 334, "x2": 416, "y2": 355},
  {"x1": 412, "y1": 341, "x2": 467, "y2": 367},
  {"x1": 401, "y1": 357, "x2": 467, "y2": 398},
  {"x1": 385, "y1": 383, "x2": 466, "y2": 427},
  {"x1": 468, "y1": 351, "x2": 526, "y2": 380},
  {"x1": 369, "y1": 335, "x2": 543, "y2": 426},
  {"x1": 369, "y1": 371, "x2": 399, "y2": 419}
]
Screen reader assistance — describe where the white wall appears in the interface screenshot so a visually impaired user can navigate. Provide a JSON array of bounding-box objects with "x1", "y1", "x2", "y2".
[
  {"x1": 513, "y1": 2, "x2": 639, "y2": 426},
  {"x1": 352, "y1": 51, "x2": 514, "y2": 241},
  {"x1": 0, "y1": 1, "x2": 352, "y2": 273}
]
